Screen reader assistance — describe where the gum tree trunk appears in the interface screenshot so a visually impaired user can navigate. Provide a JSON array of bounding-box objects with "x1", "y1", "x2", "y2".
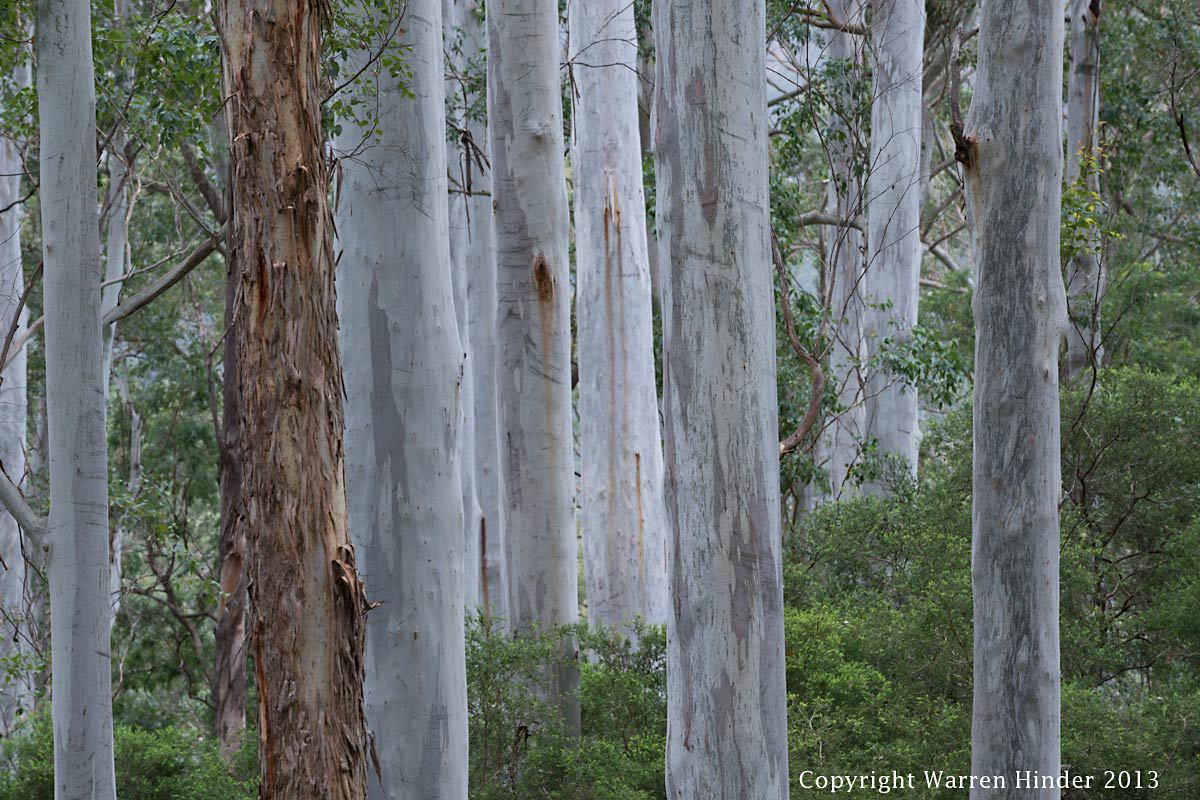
[
  {"x1": 570, "y1": 0, "x2": 668, "y2": 631},
  {"x1": 220, "y1": 1, "x2": 370, "y2": 796},
  {"x1": 335, "y1": 0, "x2": 469, "y2": 795},
  {"x1": 35, "y1": 0, "x2": 117, "y2": 796},
  {"x1": 653, "y1": 0, "x2": 789, "y2": 795},
  {"x1": 961, "y1": 2, "x2": 1066, "y2": 796},
  {"x1": 487, "y1": 0, "x2": 580, "y2": 727},
  {"x1": 864, "y1": 0, "x2": 923, "y2": 489},
  {"x1": 0, "y1": 55, "x2": 32, "y2": 735},
  {"x1": 1063, "y1": 0, "x2": 1103, "y2": 379},
  {"x1": 819, "y1": 0, "x2": 868, "y2": 500}
]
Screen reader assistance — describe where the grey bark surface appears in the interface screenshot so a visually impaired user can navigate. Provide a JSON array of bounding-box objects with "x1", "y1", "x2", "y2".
[
  {"x1": 487, "y1": 0, "x2": 580, "y2": 726},
  {"x1": 864, "y1": 0, "x2": 923, "y2": 489},
  {"x1": 652, "y1": 0, "x2": 789, "y2": 795},
  {"x1": 335, "y1": 1, "x2": 469, "y2": 795},
  {"x1": 1063, "y1": 0, "x2": 1104, "y2": 380},
  {"x1": 569, "y1": 0, "x2": 669, "y2": 631},
  {"x1": 818, "y1": 0, "x2": 868, "y2": 500},
  {"x1": 0, "y1": 56, "x2": 32, "y2": 736},
  {"x1": 962, "y1": 2, "x2": 1066, "y2": 797},
  {"x1": 35, "y1": 0, "x2": 118, "y2": 796}
]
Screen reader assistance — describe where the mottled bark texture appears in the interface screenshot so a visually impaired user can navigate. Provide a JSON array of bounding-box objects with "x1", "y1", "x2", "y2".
[
  {"x1": 863, "y1": 0, "x2": 923, "y2": 490},
  {"x1": 818, "y1": 0, "x2": 868, "y2": 500},
  {"x1": 962, "y1": 2, "x2": 1067, "y2": 797},
  {"x1": 487, "y1": 0, "x2": 580, "y2": 728},
  {"x1": 36, "y1": 0, "x2": 118, "y2": 797},
  {"x1": 335, "y1": 0, "x2": 469, "y2": 796},
  {"x1": 0, "y1": 56, "x2": 31, "y2": 736},
  {"x1": 1063, "y1": 0, "x2": 1103, "y2": 380},
  {"x1": 652, "y1": 0, "x2": 789, "y2": 796},
  {"x1": 446, "y1": 0, "x2": 508, "y2": 618},
  {"x1": 220, "y1": 1, "x2": 370, "y2": 797},
  {"x1": 570, "y1": 0, "x2": 669, "y2": 631}
]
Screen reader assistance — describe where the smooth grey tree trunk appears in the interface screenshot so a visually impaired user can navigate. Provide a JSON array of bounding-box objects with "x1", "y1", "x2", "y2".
[
  {"x1": 487, "y1": 0, "x2": 580, "y2": 727},
  {"x1": 35, "y1": 0, "x2": 118, "y2": 797},
  {"x1": 819, "y1": 0, "x2": 868, "y2": 500},
  {"x1": 569, "y1": 0, "x2": 669, "y2": 631},
  {"x1": 864, "y1": 0, "x2": 923, "y2": 490},
  {"x1": 653, "y1": 0, "x2": 789, "y2": 795},
  {"x1": 0, "y1": 56, "x2": 32, "y2": 736},
  {"x1": 1063, "y1": 0, "x2": 1103, "y2": 380},
  {"x1": 335, "y1": 1, "x2": 469, "y2": 795},
  {"x1": 446, "y1": 0, "x2": 508, "y2": 618},
  {"x1": 961, "y1": 2, "x2": 1066, "y2": 797}
]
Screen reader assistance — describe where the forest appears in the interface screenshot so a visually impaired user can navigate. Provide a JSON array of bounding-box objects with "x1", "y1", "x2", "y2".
[{"x1": 0, "y1": 0, "x2": 1197, "y2": 798}]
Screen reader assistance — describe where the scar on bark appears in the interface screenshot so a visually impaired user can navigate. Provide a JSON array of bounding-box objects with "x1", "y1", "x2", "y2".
[{"x1": 533, "y1": 252, "x2": 553, "y2": 301}]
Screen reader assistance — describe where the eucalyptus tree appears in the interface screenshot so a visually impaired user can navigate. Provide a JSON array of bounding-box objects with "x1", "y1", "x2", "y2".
[
  {"x1": 653, "y1": 0, "x2": 789, "y2": 794},
  {"x1": 0, "y1": 50, "x2": 30, "y2": 737},
  {"x1": 863, "y1": 0, "x2": 923, "y2": 489},
  {"x1": 1064, "y1": 0, "x2": 1104, "y2": 379},
  {"x1": 446, "y1": 0, "x2": 508, "y2": 617},
  {"x1": 957, "y1": 0, "x2": 1067, "y2": 793},
  {"x1": 819, "y1": 0, "x2": 868, "y2": 499},
  {"x1": 569, "y1": 0, "x2": 668, "y2": 631},
  {"x1": 36, "y1": 0, "x2": 117, "y2": 795},
  {"x1": 220, "y1": 0, "x2": 369, "y2": 794},
  {"x1": 335, "y1": 0, "x2": 469, "y2": 795},
  {"x1": 487, "y1": 0, "x2": 580, "y2": 727}
]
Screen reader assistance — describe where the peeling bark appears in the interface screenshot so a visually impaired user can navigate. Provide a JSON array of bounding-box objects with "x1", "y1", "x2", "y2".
[
  {"x1": 35, "y1": 0, "x2": 117, "y2": 796},
  {"x1": 962, "y1": 2, "x2": 1066, "y2": 796},
  {"x1": 653, "y1": 0, "x2": 789, "y2": 795},
  {"x1": 570, "y1": 0, "x2": 668, "y2": 631},
  {"x1": 220, "y1": 1, "x2": 370, "y2": 796},
  {"x1": 487, "y1": 0, "x2": 580, "y2": 728},
  {"x1": 863, "y1": 0, "x2": 924, "y2": 490}
]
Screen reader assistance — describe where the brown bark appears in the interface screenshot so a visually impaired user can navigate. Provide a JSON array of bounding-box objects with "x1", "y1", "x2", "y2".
[{"x1": 219, "y1": 2, "x2": 370, "y2": 797}]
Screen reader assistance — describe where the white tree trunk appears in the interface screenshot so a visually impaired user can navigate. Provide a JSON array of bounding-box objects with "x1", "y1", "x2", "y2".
[
  {"x1": 35, "y1": 0, "x2": 117, "y2": 797},
  {"x1": 569, "y1": 0, "x2": 668, "y2": 631},
  {"x1": 962, "y1": 2, "x2": 1066, "y2": 796},
  {"x1": 819, "y1": 0, "x2": 868, "y2": 500},
  {"x1": 0, "y1": 57, "x2": 32, "y2": 736},
  {"x1": 335, "y1": 1, "x2": 469, "y2": 795},
  {"x1": 1063, "y1": 0, "x2": 1103, "y2": 379},
  {"x1": 652, "y1": 0, "x2": 789, "y2": 795},
  {"x1": 863, "y1": 0, "x2": 924, "y2": 490},
  {"x1": 446, "y1": 0, "x2": 508, "y2": 619},
  {"x1": 487, "y1": 0, "x2": 580, "y2": 726}
]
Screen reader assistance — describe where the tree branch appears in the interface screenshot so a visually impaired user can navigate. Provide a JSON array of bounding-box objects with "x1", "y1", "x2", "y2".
[{"x1": 773, "y1": 230, "x2": 825, "y2": 459}]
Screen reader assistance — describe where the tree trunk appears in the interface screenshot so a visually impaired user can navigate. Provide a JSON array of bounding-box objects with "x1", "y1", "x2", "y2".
[
  {"x1": 220, "y1": 2, "x2": 370, "y2": 797},
  {"x1": 0, "y1": 55, "x2": 32, "y2": 736},
  {"x1": 334, "y1": 1, "x2": 469, "y2": 795},
  {"x1": 863, "y1": 0, "x2": 924, "y2": 491},
  {"x1": 487, "y1": 0, "x2": 580, "y2": 728},
  {"x1": 818, "y1": 0, "x2": 868, "y2": 500},
  {"x1": 1063, "y1": 0, "x2": 1103, "y2": 380},
  {"x1": 961, "y1": 2, "x2": 1066, "y2": 797},
  {"x1": 652, "y1": 0, "x2": 789, "y2": 795},
  {"x1": 35, "y1": 0, "x2": 117, "y2": 797},
  {"x1": 570, "y1": 0, "x2": 669, "y2": 631}
]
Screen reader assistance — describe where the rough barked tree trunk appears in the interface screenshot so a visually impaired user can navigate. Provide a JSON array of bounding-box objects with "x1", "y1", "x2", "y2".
[
  {"x1": 1063, "y1": 0, "x2": 1103, "y2": 380},
  {"x1": 819, "y1": 0, "x2": 868, "y2": 500},
  {"x1": 220, "y1": 1, "x2": 370, "y2": 796},
  {"x1": 570, "y1": 0, "x2": 669, "y2": 631},
  {"x1": 487, "y1": 0, "x2": 580, "y2": 727},
  {"x1": 455, "y1": 0, "x2": 509, "y2": 621},
  {"x1": 335, "y1": 0, "x2": 469, "y2": 795},
  {"x1": 0, "y1": 55, "x2": 32, "y2": 736},
  {"x1": 960, "y1": 2, "x2": 1066, "y2": 797},
  {"x1": 653, "y1": 0, "x2": 789, "y2": 795},
  {"x1": 35, "y1": 0, "x2": 118, "y2": 797},
  {"x1": 864, "y1": 0, "x2": 923, "y2": 491}
]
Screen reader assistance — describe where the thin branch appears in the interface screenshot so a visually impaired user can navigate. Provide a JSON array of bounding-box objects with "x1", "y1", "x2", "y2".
[{"x1": 774, "y1": 230, "x2": 825, "y2": 459}]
